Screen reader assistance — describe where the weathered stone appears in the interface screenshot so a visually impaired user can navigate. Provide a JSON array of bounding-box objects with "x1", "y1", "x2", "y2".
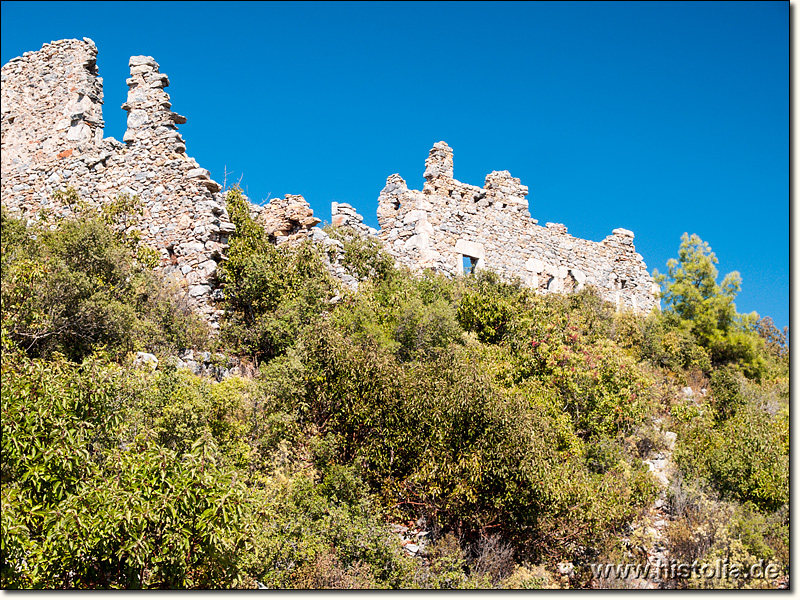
[
  {"x1": 526, "y1": 257, "x2": 544, "y2": 273},
  {"x1": 133, "y1": 351, "x2": 158, "y2": 370},
  {"x1": 189, "y1": 284, "x2": 212, "y2": 297},
  {"x1": 129, "y1": 55, "x2": 157, "y2": 68},
  {"x1": 454, "y1": 238, "x2": 485, "y2": 259},
  {"x1": 126, "y1": 109, "x2": 148, "y2": 129},
  {"x1": 376, "y1": 143, "x2": 657, "y2": 312},
  {"x1": 186, "y1": 167, "x2": 210, "y2": 180}
]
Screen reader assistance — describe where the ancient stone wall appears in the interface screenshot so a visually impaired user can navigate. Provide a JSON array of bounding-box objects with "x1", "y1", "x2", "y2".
[
  {"x1": 377, "y1": 142, "x2": 659, "y2": 312},
  {"x1": 1, "y1": 38, "x2": 234, "y2": 326},
  {"x1": 2, "y1": 39, "x2": 657, "y2": 321}
]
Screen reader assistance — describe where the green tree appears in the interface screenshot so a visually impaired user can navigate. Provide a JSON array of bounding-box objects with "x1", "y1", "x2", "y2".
[
  {"x1": 654, "y1": 233, "x2": 766, "y2": 376},
  {"x1": 218, "y1": 187, "x2": 336, "y2": 361},
  {"x1": 654, "y1": 233, "x2": 740, "y2": 342},
  {"x1": 1, "y1": 205, "x2": 207, "y2": 361}
]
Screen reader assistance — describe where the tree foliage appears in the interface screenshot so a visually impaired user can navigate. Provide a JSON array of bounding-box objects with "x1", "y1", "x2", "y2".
[
  {"x1": 1, "y1": 203, "x2": 208, "y2": 361},
  {"x1": 217, "y1": 187, "x2": 336, "y2": 360},
  {"x1": 653, "y1": 233, "x2": 778, "y2": 378},
  {"x1": 0, "y1": 204, "x2": 788, "y2": 589}
]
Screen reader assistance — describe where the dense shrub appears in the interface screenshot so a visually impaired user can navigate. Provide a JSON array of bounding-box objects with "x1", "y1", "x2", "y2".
[
  {"x1": 218, "y1": 187, "x2": 336, "y2": 360},
  {"x1": 1, "y1": 207, "x2": 209, "y2": 361},
  {"x1": 456, "y1": 270, "x2": 529, "y2": 344},
  {"x1": 672, "y1": 394, "x2": 788, "y2": 512},
  {"x1": 292, "y1": 322, "x2": 657, "y2": 563},
  {"x1": 324, "y1": 224, "x2": 395, "y2": 282},
  {"x1": 1, "y1": 351, "x2": 247, "y2": 588},
  {"x1": 331, "y1": 270, "x2": 462, "y2": 362},
  {"x1": 1, "y1": 213, "x2": 788, "y2": 589},
  {"x1": 508, "y1": 290, "x2": 655, "y2": 440}
]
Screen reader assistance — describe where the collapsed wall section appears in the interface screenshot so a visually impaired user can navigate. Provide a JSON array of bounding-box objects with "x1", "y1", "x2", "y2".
[
  {"x1": 1, "y1": 39, "x2": 234, "y2": 326},
  {"x1": 377, "y1": 142, "x2": 659, "y2": 312}
]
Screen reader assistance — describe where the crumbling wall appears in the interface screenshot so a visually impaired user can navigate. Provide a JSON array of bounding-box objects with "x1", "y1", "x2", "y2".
[
  {"x1": 377, "y1": 142, "x2": 658, "y2": 312},
  {"x1": 331, "y1": 201, "x2": 378, "y2": 237},
  {"x1": 2, "y1": 39, "x2": 657, "y2": 321},
  {"x1": 1, "y1": 38, "x2": 234, "y2": 326}
]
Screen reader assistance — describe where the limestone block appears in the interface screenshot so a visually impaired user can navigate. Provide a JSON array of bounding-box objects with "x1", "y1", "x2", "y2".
[
  {"x1": 129, "y1": 55, "x2": 157, "y2": 68},
  {"x1": 612, "y1": 227, "x2": 634, "y2": 238},
  {"x1": 198, "y1": 259, "x2": 218, "y2": 277},
  {"x1": 133, "y1": 351, "x2": 158, "y2": 370},
  {"x1": 130, "y1": 65, "x2": 152, "y2": 76},
  {"x1": 405, "y1": 233, "x2": 429, "y2": 251},
  {"x1": 419, "y1": 249, "x2": 440, "y2": 263},
  {"x1": 200, "y1": 179, "x2": 221, "y2": 193},
  {"x1": 66, "y1": 122, "x2": 91, "y2": 142},
  {"x1": 178, "y1": 240, "x2": 204, "y2": 255},
  {"x1": 525, "y1": 257, "x2": 544, "y2": 273},
  {"x1": 403, "y1": 209, "x2": 425, "y2": 224},
  {"x1": 415, "y1": 220, "x2": 434, "y2": 235},
  {"x1": 126, "y1": 109, "x2": 149, "y2": 129},
  {"x1": 454, "y1": 238, "x2": 485, "y2": 259},
  {"x1": 571, "y1": 268, "x2": 586, "y2": 287},
  {"x1": 186, "y1": 167, "x2": 210, "y2": 180},
  {"x1": 189, "y1": 284, "x2": 212, "y2": 297},
  {"x1": 544, "y1": 263, "x2": 560, "y2": 277}
]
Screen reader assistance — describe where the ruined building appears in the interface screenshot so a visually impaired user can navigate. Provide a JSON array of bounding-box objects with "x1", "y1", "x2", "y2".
[
  {"x1": 1, "y1": 38, "x2": 658, "y2": 319},
  {"x1": 376, "y1": 142, "x2": 659, "y2": 312}
]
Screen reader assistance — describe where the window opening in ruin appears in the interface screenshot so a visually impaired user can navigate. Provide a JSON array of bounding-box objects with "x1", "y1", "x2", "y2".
[{"x1": 463, "y1": 255, "x2": 478, "y2": 275}]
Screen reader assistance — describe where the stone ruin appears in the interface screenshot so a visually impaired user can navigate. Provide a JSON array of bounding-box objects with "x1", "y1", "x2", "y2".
[
  {"x1": 376, "y1": 141, "x2": 659, "y2": 312},
  {"x1": 1, "y1": 38, "x2": 658, "y2": 323},
  {"x1": 1, "y1": 38, "x2": 235, "y2": 326}
]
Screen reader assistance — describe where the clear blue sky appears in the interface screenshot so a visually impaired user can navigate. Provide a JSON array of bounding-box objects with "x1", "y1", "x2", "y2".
[{"x1": 1, "y1": 1, "x2": 789, "y2": 330}]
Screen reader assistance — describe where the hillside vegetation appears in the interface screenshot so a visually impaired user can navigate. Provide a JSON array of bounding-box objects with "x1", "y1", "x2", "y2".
[{"x1": 0, "y1": 189, "x2": 788, "y2": 589}]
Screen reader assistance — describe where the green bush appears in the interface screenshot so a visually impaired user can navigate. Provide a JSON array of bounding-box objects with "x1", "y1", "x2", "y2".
[
  {"x1": 294, "y1": 322, "x2": 656, "y2": 563},
  {"x1": 324, "y1": 225, "x2": 395, "y2": 282},
  {"x1": 1, "y1": 208, "x2": 209, "y2": 361},
  {"x1": 240, "y1": 471, "x2": 416, "y2": 589},
  {"x1": 674, "y1": 401, "x2": 788, "y2": 513},
  {"x1": 456, "y1": 271, "x2": 529, "y2": 344},
  {"x1": 1, "y1": 351, "x2": 247, "y2": 588},
  {"x1": 218, "y1": 187, "x2": 336, "y2": 361},
  {"x1": 331, "y1": 270, "x2": 462, "y2": 362}
]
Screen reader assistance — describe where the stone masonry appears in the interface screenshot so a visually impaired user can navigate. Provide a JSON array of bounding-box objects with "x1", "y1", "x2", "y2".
[
  {"x1": 2, "y1": 39, "x2": 657, "y2": 320},
  {"x1": 1, "y1": 38, "x2": 234, "y2": 326},
  {"x1": 376, "y1": 142, "x2": 659, "y2": 312}
]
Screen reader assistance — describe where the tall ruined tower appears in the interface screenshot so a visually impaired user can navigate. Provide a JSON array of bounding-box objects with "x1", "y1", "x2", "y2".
[{"x1": 1, "y1": 39, "x2": 234, "y2": 325}]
